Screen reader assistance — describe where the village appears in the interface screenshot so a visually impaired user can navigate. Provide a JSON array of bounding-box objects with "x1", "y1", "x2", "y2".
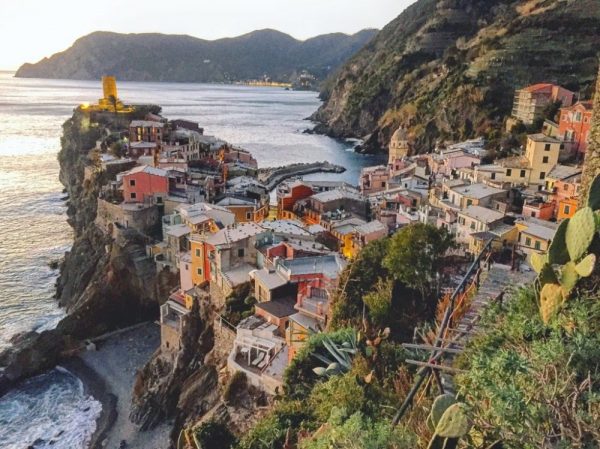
[{"x1": 82, "y1": 76, "x2": 592, "y2": 395}]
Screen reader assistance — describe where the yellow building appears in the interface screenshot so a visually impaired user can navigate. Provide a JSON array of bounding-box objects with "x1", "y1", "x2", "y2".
[
  {"x1": 189, "y1": 236, "x2": 210, "y2": 286},
  {"x1": 524, "y1": 134, "x2": 561, "y2": 184},
  {"x1": 388, "y1": 126, "x2": 411, "y2": 167},
  {"x1": 516, "y1": 218, "x2": 558, "y2": 255}
]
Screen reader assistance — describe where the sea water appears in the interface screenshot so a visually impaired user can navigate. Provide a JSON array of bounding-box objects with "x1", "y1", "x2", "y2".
[{"x1": 0, "y1": 71, "x2": 383, "y2": 448}]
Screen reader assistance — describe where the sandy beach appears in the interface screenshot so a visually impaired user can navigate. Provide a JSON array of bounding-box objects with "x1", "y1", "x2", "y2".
[{"x1": 66, "y1": 322, "x2": 171, "y2": 449}]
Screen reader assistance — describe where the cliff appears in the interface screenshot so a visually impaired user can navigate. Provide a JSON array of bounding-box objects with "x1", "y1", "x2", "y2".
[
  {"x1": 0, "y1": 110, "x2": 177, "y2": 394},
  {"x1": 313, "y1": 0, "x2": 600, "y2": 153},
  {"x1": 15, "y1": 29, "x2": 377, "y2": 84}
]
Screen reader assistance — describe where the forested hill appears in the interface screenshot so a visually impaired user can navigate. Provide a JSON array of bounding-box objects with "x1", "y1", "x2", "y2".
[
  {"x1": 15, "y1": 29, "x2": 377, "y2": 84},
  {"x1": 313, "y1": 0, "x2": 600, "y2": 152}
]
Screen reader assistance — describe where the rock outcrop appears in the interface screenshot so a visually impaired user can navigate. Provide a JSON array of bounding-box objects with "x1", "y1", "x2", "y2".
[
  {"x1": 0, "y1": 110, "x2": 177, "y2": 395},
  {"x1": 313, "y1": 0, "x2": 600, "y2": 153},
  {"x1": 580, "y1": 62, "x2": 600, "y2": 205}
]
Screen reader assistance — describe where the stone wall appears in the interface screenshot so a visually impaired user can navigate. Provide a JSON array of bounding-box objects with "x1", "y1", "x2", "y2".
[
  {"x1": 580, "y1": 62, "x2": 600, "y2": 206},
  {"x1": 212, "y1": 316, "x2": 236, "y2": 365},
  {"x1": 96, "y1": 198, "x2": 159, "y2": 236}
]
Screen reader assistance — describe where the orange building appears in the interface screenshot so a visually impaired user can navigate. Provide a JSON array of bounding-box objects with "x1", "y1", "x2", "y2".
[
  {"x1": 276, "y1": 180, "x2": 315, "y2": 219},
  {"x1": 558, "y1": 101, "x2": 593, "y2": 155}
]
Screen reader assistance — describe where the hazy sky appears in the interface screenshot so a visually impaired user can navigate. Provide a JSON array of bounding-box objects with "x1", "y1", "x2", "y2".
[{"x1": 0, "y1": 0, "x2": 416, "y2": 70}]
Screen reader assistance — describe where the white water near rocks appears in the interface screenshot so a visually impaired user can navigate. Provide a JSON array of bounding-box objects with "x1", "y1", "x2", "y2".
[{"x1": 0, "y1": 71, "x2": 383, "y2": 448}]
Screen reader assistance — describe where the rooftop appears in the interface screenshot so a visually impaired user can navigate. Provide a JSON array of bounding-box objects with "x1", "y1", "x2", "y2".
[
  {"x1": 528, "y1": 133, "x2": 561, "y2": 144},
  {"x1": 311, "y1": 188, "x2": 364, "y2": 203},
  {"x1": 355, "y1": 220, "x2": 387, "y2": 236},
  {"x1": 450, "y1": 183, "x2": 506, "y2": 199},
  {"x1": 252, "y1": 268, "x2": 288, "y2": 290},
  {"x1": 121, "y1": 165, "x2": 168, "y2": 178},
  {"x1": 255, "y1": 298, "x2": 297, "y2": 319},
  {"x1": 130, "y1": 120, "x2": 165, "y2": 128},
  {"x1": 204, "y1": 222, "x2": 265, "y2": 247},
  {"x1": 459, "y1": 205, "x2": 505, "y2": 224},
  {"x1": 547, "y1": 164, "x2": 582, "y2": 181},
  {"x1": 517, "y1": 217, "x2": 558, "y2": 241},
  {"x1": 261, "y1": 220, "x2": 310, "y2": 237},
  {"x1": 166, "y1": 223, "x2": 191, "y2": 238},
  {"x1": 280, "y1": 254, "x2": 346, "y2": 279}
]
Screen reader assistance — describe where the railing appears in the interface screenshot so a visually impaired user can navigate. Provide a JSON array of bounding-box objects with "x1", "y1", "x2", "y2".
[{"x1": 392, "y1": 239, "x2": 495, "y2": 426}]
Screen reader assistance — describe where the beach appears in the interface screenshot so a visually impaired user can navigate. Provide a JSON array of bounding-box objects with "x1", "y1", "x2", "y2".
[{"x1": 65, "y1": 323, "x2": 171, "y2": 449}]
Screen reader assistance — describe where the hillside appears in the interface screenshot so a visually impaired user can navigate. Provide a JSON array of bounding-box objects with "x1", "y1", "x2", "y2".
[
  {"x1": 313, "y1": 0, "x2": 600, "y2": 152},
  {"x1": 15, "y1": 29, "x2": 377, "y2": 84}
]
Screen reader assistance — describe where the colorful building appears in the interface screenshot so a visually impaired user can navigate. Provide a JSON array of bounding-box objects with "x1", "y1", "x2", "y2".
[
  {"x1": 510, "y1": 83, "x2": 574, "y2": 126},
  {"x1": 558, "y1": 101, "x2": 593, "y2": 155},
  {"x1": 120, "y1": 165, "x2": 169, "y2": 203},
  {"x1": 129, "y1": 120, "x2": 165, "y2": 143}
]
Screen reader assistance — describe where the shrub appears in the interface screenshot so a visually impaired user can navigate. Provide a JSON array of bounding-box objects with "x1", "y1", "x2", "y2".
[
  {"x1": 308, "y1": 373, "x2": 366, "y2": 422},
  {"x1": 193, "y1": 421, "x2": 236, "y2": 449},
  {"x1": 223, "y1": 371, "x2": 247, "y2": 405}
]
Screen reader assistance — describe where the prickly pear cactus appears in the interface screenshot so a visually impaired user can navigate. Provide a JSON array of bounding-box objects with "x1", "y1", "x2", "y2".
[
  {"x1": 537, "y1": 263, "x2": 558, "y2": 288},
  {"x1": 565, "y1": 207, "x2": 596, "y2": 261},
  {"x1": 430, "y1": 394, "x2": 457, "y2": 427},
  {"x1": 530, "y1": 252, "x2": 548, "y2": 274},
  {"x1": 560, "y1": 262, "x2": 580, "y2": 297},
  {"x1": 586, "y1": 174, "x2": 600, "y2": 210},
  {"x1": 540, "y1": 283, "x2": 565, "y2": 324},
  {"x1": 548, "y1": 218, "x2": 570, "y2": 265},
  {"x1": 435, "y1": 403, "x2": 471, "y2": 438},
  {"x1": 575, "y1": 253, "x2": 596, "y2": 277}
]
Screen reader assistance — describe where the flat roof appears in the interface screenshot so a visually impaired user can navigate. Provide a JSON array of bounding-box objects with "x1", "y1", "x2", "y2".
[
  {"x1": 261, "y1": 219, "x2": 310, "y2": 237},
  {"x1": 311, "y1": 188, "x2": 364, "y2": 203},
  {"x1": 280, "y1": 254, "x2": 346, "y2": 278},
  {"x1": 130, "y1": 120, "x2": 165, "y2": 127},
  {"x1": 253, "y1": 269, "x2": 288, "y2": 290},
  {"x1": 121, "y1": 164, "x2": 168, "y2": 177},
  {"x1": 450, "y1": 183, "x2": 506, "y2": 199},
  {"x1": 355, "y1": 220, "x2": 387, "y2": 235},
  {"x1": 528, "y1": 133, "x2": 561, "y2": 143},
  {"x1": 517, "y1": 217, "x2": 558, "y2": 241},
  {"x1": 289, "y1": 312, "x2": 320, "y2": 331},
  {"x1": 166, "y1": 224, "x2": 191, "y2": 237},
  {"x1": 547, "y1": 164, "x2": 582, "y2": 181},
  {"x1": 205, "y1": 222, "x2": 265, "y2": 247},
  {"x1": 459, "y1": 205, "x2": 505, "y2": 224},
  {"x1": 255, "y1": 298, "x2": 296, "y2": 319}
]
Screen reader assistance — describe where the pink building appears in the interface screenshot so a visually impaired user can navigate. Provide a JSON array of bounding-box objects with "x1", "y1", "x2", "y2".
[
  {"x1": 429, "y1": 149, "x2": 481, "y2": 176},
  {"x1": 121, "y1": 165, "x2": 170, "y2": 203}
]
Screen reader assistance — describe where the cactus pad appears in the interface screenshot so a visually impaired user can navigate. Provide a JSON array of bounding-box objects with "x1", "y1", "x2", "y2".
[
  {"x1": 587, "y1": 174, "x2": 600, "y2": 211},
  {"x1": 539, "y1": 283, "x2": 565, "y2": 324},
  {"x1": 537, "y1": 262, "x2": 558, "y2": 288},
  {"x1": 560, "y1": 262, "x2": 580, "y2": 297},
  {"x1": 575, "y1": 253, "x2": 596, "y2": 277},
  {"x1": 430, "y1": 394, "x2": 457, "y2": 427},
  {"x1": 435, "y1": 403, "x2": 471, "y2": 438},
  {"x1": 530, "y1": 252, "x2": 548, "y2": 273},
  {"x1": 565, "y1": 207, "x2": 596, "y2": 261},
  {"x1": 548, "y1": 218, "x2": 570, "y2": 265}
]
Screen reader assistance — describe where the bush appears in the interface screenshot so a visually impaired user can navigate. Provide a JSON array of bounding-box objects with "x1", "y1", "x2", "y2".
[
  {"x1": 236, "y1": 400, "x2": 314, "y2": 449},
  {"x1": 223, "y1": 371, "x2": 247, "y2": 405},
  {"x1": 456, "y1": 287, "x2": 600, "y2": 448},
  {"x1": 308, "y1": 372, "x2": 366, "y2": 422},
  {"x1": 193, "y1": 421, "x2": 236, "y2": 449},
  {"x1": 298, "y1": 408, "x2": 416, "y2": 449}
]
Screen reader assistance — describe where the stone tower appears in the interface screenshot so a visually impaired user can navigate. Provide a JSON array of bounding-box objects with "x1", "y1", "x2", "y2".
[
  {"x1": 388, "y1": 126, "x2": 411, "y2": 166},
  {"x1": 579, "y1": 62, "x2": 600, "y2": 206},
  {"x1": 102, "y1": 75, "x2": 118, "y2": 100}
]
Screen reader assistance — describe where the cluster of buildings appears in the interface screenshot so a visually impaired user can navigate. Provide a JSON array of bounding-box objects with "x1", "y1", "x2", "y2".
[{"x1": 84, "y1": 77, "x2": 592, "y2": 395}]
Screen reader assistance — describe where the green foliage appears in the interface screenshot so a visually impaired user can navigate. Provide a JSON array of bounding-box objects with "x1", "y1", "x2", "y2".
[
  {"x1": 236, "y1": 400, "x2": 313, "y2": 449},
  {"x1": 331, "y1": 238, "x2": 390, "y2": 328},
  {"x1": 547, "y1": 218, "x2": 570, "y2": 265},
  {"x1": 383, "y1": 223, "x2": 454, "y2": 300},
  {"x1": 309, "y1": 373, "x2": 366, "y2": 422},
  {"x1": 223, "y1": 371, "x2": 247, "y2": 405},
  {"x1": 298, "y1": 408, "x2": 416, "y2": 449},
  {"x1": 456, "y1": 286, "x2": 600, "y2": 448},
  {"x1": 311, "y1": 331, "x2": 358, "y2": 377},
  {"x1": 565, "y1": 206, "x2": 596, "y2": 262},
  {"x1": 193, "y1": 421, "x2": 237, "y2": 449},
  {"x1": 363, "y1": 278, "x2": 394, "y2": 328}
]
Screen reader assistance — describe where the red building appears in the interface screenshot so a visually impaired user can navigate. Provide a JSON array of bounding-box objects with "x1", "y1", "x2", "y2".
[
  {"x1": 121, "y1": 165, "x2": 169, "y2": 203},
  {"x1": 276, "y1": 180, "x2": 315, "y2": 219},
  {"x1": 558, "y1": 101, "x2": 593, "y2": 155}
]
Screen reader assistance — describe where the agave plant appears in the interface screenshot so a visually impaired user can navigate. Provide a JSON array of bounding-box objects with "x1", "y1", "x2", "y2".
[{"x1": 312, "y1": 331, "x2": 358, "y2": 377}]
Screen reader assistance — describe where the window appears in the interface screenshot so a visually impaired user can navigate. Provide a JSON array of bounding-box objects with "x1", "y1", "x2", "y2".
[
  {"x1": 564, "y1": 205, "x2": 570, "y2": 215},
  {"x1": 540, "y1": 172, "x2": 546, "y2": 180},
  {"x1": 130, "y1": 192, "x2": 137, "y2": 200},
  {"x1": 470, "y1": 221, "x2": 475, "y2": 230},
  {"x1": 246, "y1": 212, "x2": 252, "y2": 220},
  {"x1": 381, "y1": 182, "x2": 386, "y2": 188},
  {"x1": 237, "y1": 248, "x2": 245, "y2": 257},
  {"x1": 525, "y1": 236, "x2": 531, "y2": 246},
  {"x1": 544, "y1": 144, "x2": 551, "y2": 151},
  {"x1": 575, "y1": 111, "x2": 582, "y2": 122},
  {"x1": 491, "y1": 172, "x2": 496, "y2": 180},
  {"x1": 531, "y1": 211, "x2": 536, "y2": 218},
  {"x1": 542, "y1": 156, "x2": 549, "y2": 164},
  {"x1": 195, "y1": 249, "x2": 201, "y2": 257},
  {"x1": 129, "y1": 179, "x2": 136, "y2": 187},
  {"x1": 506, "y1": 169, "x2": 512, "y2": 176},
  {"x1": 520, "y1": 169, "x2": 526, "y2": 178},
  {"x1": 466, "y1": 199, "x2": 473, "y2": 207},
  {"x1": 156, "y1": 196, "x2": 163, "y2": 204},
  {"x1": 185, "y1": 264, "x2": 189, "y2": 270},
  {"x1": 197, "y1": 268, "x2": 202, "y2": 276},
  {"x1": 534, "y1": 241, "x2": 541, "y2": 250}
]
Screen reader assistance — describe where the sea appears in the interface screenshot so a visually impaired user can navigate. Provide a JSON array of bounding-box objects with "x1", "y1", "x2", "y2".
[{"x1": 0, "y1": 71, "x2": 383, "y2": 448}]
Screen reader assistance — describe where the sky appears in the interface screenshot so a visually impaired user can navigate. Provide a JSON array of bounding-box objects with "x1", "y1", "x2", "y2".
[{"x1": 0, "y1": 0, "x2": 416, "y2": 70}]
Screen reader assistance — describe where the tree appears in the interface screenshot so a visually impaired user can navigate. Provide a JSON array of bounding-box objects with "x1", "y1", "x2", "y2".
[
  {"x1": 108, "y1": 94, "x2": 118, "y2": 114},
  {"x1": 109, "y1": 141, "x2": 124, "y2": 158},
  {"x1": 362, "y1": 278, "x2": 393, "y2": 328},
  {"x1": 383, "y1": 223, "x2": 454, "y2": 302}
]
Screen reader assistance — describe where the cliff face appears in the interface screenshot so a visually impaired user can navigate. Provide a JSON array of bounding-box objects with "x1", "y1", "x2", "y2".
[
  {"x1": 15, "y1": 29, "x2": 377, "y2": 84},
  {"x1": 0, "y1": 111, "x2": 177, "y2": 394},
  {"x1": 314, "y1": 0, "x2": 600, "y2": 152}
]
